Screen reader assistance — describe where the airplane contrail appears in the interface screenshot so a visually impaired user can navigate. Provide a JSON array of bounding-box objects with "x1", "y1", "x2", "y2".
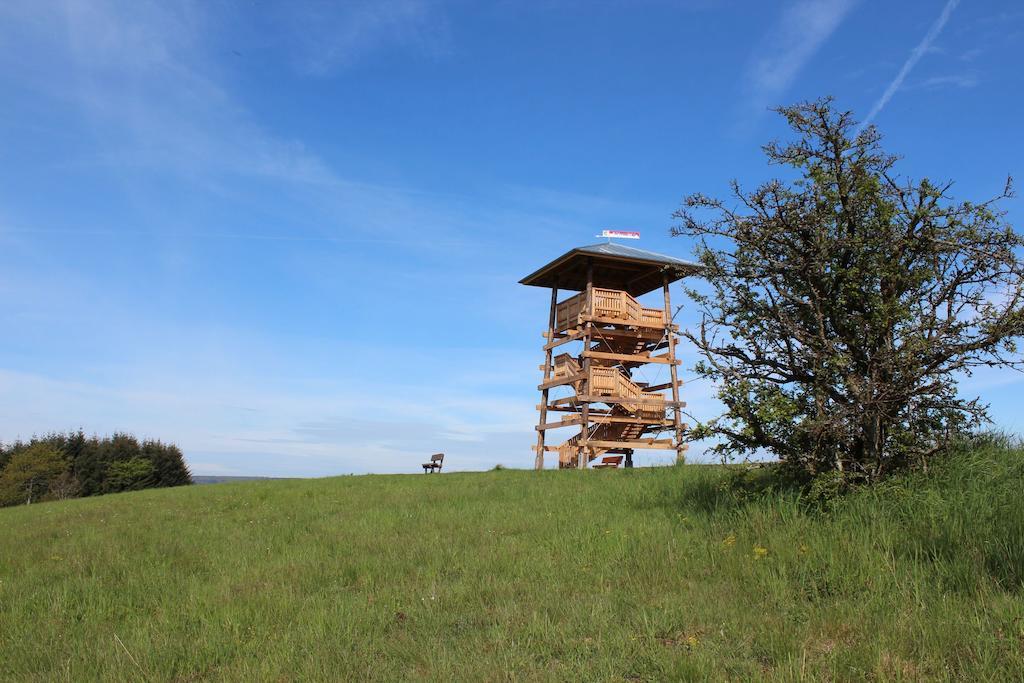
[{"x1": 857, "y1": 0, "x2": 961, "y2": 134}]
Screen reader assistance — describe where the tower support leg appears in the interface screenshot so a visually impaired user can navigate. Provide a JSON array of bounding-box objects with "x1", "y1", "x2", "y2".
[
  {"x1": 663, "y1": 272, "x2": 685, "y2": 465},
  {"x1": 535, "y1": 281, "x2": 559, "y2": 470},
  {"x1": 578, "y1": 259, "x2": 594, "y2": 470}
]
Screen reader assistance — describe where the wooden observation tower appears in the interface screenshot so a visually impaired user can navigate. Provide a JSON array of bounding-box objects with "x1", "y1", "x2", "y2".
[{"x1": 520, "y1": 242, "x2": 702, "y2": 469}]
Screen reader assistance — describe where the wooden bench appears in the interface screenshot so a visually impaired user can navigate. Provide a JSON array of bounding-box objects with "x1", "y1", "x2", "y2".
[
  {"x1": 422, "y1": 453, "x2": 444, "y2": 473},
  {"x1": 593, "y1": 455, "x2": 624, "y2": 469}
]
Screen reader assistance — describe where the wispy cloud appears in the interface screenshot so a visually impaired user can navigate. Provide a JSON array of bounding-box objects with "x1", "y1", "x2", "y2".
[
  {"x1": 0, "y1": 0, "x2": 486, "y2": 251},
  {"x1": 913, "y1": 73, "x2": 979, "y2": 90},
  {"x1": 272, "y1": 0, "x2": 450, "y2": 76},
  {"x1": 858, "y1": 0, "x2": 961, "y2": 131},
  {"x1": 958, "y1": 47, "x2": 983, "y2": 62},
  {"x1": 745, "y1": 0, "x2": 858, "y2": 111}
]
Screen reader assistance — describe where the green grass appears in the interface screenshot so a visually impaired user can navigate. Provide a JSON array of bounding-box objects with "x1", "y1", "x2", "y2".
[{"x1": 2, "y1": 443, "x2": 1024, "y2": 681}]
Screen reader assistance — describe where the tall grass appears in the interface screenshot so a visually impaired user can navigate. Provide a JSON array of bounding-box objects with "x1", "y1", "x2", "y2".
[{"x1": 1, "y1": 442, "x2": 1022, "y2": 680}]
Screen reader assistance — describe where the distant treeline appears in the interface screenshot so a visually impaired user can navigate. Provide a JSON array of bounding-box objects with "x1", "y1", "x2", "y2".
[{"x1": 0, "y1": 432, "x2": 192, "y2": 507}]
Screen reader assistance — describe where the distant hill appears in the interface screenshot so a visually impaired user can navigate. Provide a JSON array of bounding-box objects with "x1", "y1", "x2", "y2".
[{"x1": 1, "y1": 442, "x2": 1022, "y2": 680}]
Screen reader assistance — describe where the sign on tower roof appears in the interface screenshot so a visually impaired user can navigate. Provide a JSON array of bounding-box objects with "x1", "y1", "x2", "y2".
[{"x1": 600, "y1": 229, "x2": 640, "y2": 240}]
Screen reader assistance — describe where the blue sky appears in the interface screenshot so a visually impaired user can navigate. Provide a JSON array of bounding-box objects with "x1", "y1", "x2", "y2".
[{"x1": 0, "y1": 0, "x2": 1021, "y2": 476}]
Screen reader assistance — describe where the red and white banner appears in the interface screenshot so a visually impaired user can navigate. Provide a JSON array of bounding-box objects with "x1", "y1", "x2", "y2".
[{"x1": 600, "y1": 230, "x2": 640, "y2": 239}]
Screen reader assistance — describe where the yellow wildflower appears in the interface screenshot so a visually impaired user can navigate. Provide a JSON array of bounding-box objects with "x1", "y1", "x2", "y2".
[{"x1": 753, "y1": 545, "x2": 769, "y2": 560}]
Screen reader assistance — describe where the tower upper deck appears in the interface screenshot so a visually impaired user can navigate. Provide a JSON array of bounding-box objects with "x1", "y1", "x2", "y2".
[{"x1": 518, "y1": 242, "x2": 702, "y2": 296}]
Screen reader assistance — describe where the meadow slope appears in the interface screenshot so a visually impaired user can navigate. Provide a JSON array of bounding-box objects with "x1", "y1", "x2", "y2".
[{"x1": 2, "y1": 444, "x2": 1023, "y2": 681}]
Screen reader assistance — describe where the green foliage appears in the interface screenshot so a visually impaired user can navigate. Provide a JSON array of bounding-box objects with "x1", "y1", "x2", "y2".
[
  {"x1": 0, "y1": 431, "x2": 191, "y2": 506},
  {"x1": 141, "y1": 440, "x2": 192, "y2": 487},
  {"x1": 2, "y1": 445, "x2": 1024, "y2": 680},
  {"x1": 802, "y1": 469, "x2": 853, "y2": 508},
  {"x1": 676, "y1": 98, "x2": 1024, "y2": 481},
  {"x1": 104, "y1": 458, "x2": 156, "y2": 493},
  {"x1": 0, "y1": 443, "x2": 68, "y2": 506}
]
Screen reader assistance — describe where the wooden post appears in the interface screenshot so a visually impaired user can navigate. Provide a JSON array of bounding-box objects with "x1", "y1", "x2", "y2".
[
  {"x1": 663, "y1": 271, "x2": 685, "y2": 464},
  {"x1": 535, "y1": 280, "x2": 559, "y2": 470},
  {"x1": 579, "y1": 258, "x2": 594, "y2": 470}
]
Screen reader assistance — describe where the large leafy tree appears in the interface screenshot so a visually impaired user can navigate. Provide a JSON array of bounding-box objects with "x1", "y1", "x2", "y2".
[
  {"x1": 0, "y1": 443, "x2": 68, "y2": 505},
  {"x1": 676, "y1": 99, "x2": 1024, "y2": 480}
]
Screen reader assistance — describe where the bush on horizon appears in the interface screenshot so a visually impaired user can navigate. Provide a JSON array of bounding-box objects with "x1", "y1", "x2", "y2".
[{"x1": 0, "y1": 431, "x2": 191, "y2": 506}]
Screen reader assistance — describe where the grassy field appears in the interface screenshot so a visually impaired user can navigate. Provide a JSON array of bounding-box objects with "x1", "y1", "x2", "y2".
[{"x1": 2, "y1": 443, "x2": 1023, "y2": 681}]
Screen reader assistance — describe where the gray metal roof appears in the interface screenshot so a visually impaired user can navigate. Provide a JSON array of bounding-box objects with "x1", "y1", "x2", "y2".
[
  {"x1": 574, "y1": 242, "x2": 703, "y2": 269},
  {"x1": 519, "y1": 242, "x2": 703, "y2": 296}
]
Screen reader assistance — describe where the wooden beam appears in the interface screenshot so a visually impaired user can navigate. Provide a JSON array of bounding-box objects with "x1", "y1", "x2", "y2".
[
  {"x1": 539, "y1": 405, "x2": 611, "y2": 415},
  {"x1": 543, "y1": 328, "x2": 587, "y2": 351},
  {"x1": 592, "y1": 416, "x2": 675, "y2": 426},
  {"x1": 537, "y1": 372, "x2": 584, "y2": 391},
  {"x1": 585, "y1": 327, "x2": 665, "y2": 341},
  {"x1": 576, "y1": 395, "x2": 686, "y2": 407},
  {"x1": 537, "y1": 417, "x2": 673, "y2": 430},
  {"x1": 587, "y1": 439, "x2": 675, "y2": 450},
  {"x1": 644, "y1": 380, "x2": 681, "y2": 392},
  {"x1": 582, "y1": 350, "x2": 680, "y2": 365},
  {"x1": 535, "y1": 415, "x2": 587, "y2": 430},
  {"x1": 548, "y1": 326, "x2": 666, "y2": 352},
  {"x1": 580, "y1": 314, "x2": 678, "y2": 331}
]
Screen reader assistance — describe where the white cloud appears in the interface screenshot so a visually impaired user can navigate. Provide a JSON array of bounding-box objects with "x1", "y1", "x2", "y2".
[{"x1": 745, "y1": 0, "x2": 858, "y2": 110}]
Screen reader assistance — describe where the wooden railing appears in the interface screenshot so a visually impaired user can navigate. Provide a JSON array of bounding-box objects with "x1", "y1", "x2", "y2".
[
  {"x1": 549, "y1": 355, "x2": 664, "y2": 419},
  {"x1": 554, "y1": 292, "x2": 586, "y2": 331},
  {"x1": 555, "y1": 288, "x2": 665, "y2": 332},
  {"x1": 590, "y1": 367, "x2": 665, "y2": 418},
  {"x1": 640, "y1": 308, "x2": 664, "y2": 327},
  {"x1": 552, "y1": 354, "x2": 581, "y2": 382}
]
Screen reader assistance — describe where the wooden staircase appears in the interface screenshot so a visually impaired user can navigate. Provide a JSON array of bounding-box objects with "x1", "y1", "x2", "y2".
[
  {"x1": 550, "y1": 354, "x2": 667, "y2": 468},
  {"x1": 556, "y1": 406, "x2": 648, "y2": 468}
]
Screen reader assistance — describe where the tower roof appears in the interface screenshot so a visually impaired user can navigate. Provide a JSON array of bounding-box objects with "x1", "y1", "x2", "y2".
[{"x1": 519, "y1": 242, "x2": 702, "y2": 296}]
